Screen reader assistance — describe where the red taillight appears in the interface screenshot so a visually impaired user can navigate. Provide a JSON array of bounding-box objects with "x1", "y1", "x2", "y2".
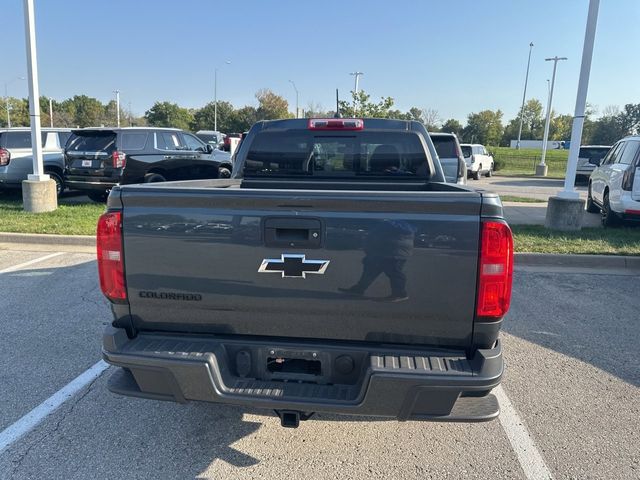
[
  {"x1": 308, "y1": 118, "x2": 364, "y2": 130},
  {"x1": 0, "y1": 148, "x2": 10, "y2": 166},
  {"x1": 476, "y1": 220, "x2": 513, "y2": 320},
  {"x1": 112, "y1": 151, "x2": 126, "y2": 168},
  {"x1": 97, "y1": 211, "x2": 127, "y2": 302}
]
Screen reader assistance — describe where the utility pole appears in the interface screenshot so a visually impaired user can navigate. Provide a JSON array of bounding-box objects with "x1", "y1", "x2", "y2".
[
  {"x1": 214, "y1": 60, "x2": 231, "y2": 132},
  {"x1": 516, "y1": 42, "x2": 534, "y2": 150},
  {"x1": 128, "y1": 101, "x2": 132, "y2": 127},
  {"x1": 113, "y1": 90, "x2": 120, "y2": 127},
  {"x1": 22, "y1": 0, "x2": 56, "y2": 212},
  {"x1": 289, "y1": 80, "x2": 299, "y2": 118},
  {"x1": 546, "y1": 0, "x2": 601, "y2": 231},
  {"x1": 350, "y1": 71, "x2": 363, "y2": 116},
  {"x1": 537, "y1": 56, "x2": 567, "y2": 176},
  {"x1": 49, "y1": 97, "x2": 53, "y2": 127}
]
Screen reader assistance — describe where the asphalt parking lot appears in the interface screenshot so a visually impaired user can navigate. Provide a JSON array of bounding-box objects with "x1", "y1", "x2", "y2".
[
  {"x1": 0, "y1": 245, "x2": 638, "y2": 479},
  {"x1": 471, "y1": 175, "x2": 588, "y2": 201}
]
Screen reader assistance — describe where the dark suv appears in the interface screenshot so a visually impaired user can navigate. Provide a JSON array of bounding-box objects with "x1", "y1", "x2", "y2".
[{"x1": 64, "y1": 127, "x2": 233, "y2": 202}]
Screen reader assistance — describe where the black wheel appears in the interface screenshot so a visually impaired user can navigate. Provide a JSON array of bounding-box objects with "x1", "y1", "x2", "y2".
[
  {"x1": 218, "y1": 166, "x2": 232, "y2": 179},
  {"x1": 473, "y1": 168, "x2": 481, "y2": 180},
  {"x1": 46, "y1": 170, "x2": 64, "y2": 197},
  {"x1": 586, "y1": 184, "x2": 599, "y2": 213},
  {"x1": 144, "y1": 173, "x2": 166, "y2": 183},
  {"x1": 87, "y1": 191, "x2": 108, "y2": 203},
  {"x1": 601, "y1": 191, "x2": 619, "y2": 227},
  {"x1": 485, "y1": 164, "x2": 493, "y2": 177}
]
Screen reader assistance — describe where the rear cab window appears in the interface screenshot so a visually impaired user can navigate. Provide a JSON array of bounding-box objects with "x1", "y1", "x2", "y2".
[
  {"x1": 243, "y1": 130, "x2": 431, "y2": 178},
  {"x1": 67, "y1": 131, "x2": 117, "y2": 154},
  {"x1": 431, "y1": 136, "x2": 457, "y2": 159},
  {"x1": 461, "y1": 145, "x2": 472, "y2": 158}
]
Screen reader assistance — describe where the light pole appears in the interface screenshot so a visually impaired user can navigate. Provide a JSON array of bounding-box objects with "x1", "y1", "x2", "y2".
[
  {"x1": 214, "y1": 60, "x2": 231, "y2": 132},
  {"x1": 516, "y1": 42, "x2": 534, "y2": 150},
  {"x1": 537, "y1": 56, "x2": 567, "y2": 176},
  {"x1": 48, "y1": 97, "x2": 53, "y2": 127},
  {"x1": 4, "y1": 76, "x2": 26, "y2": 128},
  {"x1": 349, "y1": 71, "x2": 363, "y2": 116},
  {"x1": 288, "y1": 80, "x2": 299, "y2": 118},
  {"x1": 113, "y1": 90, "x2": 120, "y2": 127},
  {"x1": 128, "y1": 101, "x2": 132, "y2": 127}
]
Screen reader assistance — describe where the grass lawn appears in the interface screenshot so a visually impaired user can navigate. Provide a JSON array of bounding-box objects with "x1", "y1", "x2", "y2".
[
  {"x1": 500, "y1": 195, "x2": 546, "y2": 203},
  {"x1": 0, "y1": 198, "x2": 104, "y2": 235},
  {"x1": 490, "y1": 146, "x2": 568, "y2": 178},
  {"x1": 512, "y1": 225, "x2": 640, "y2": 256}
]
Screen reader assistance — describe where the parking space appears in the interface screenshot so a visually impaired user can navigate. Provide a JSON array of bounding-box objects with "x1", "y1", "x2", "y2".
[{"x1": 1, "y1": 247, "x2": 638, "y2": 479}]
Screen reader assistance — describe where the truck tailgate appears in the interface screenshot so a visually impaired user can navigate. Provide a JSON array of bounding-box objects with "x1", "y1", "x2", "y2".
[{"x1": 120, "y1": 187, "x2": 482, "y2": 348}]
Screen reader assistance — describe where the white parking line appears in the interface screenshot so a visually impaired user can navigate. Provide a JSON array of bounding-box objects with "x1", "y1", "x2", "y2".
[
  {"x1": 494, "y1": 385, "x2": 554, "y2": 480},
  {"x1": 0, "y1": 360, "x2": 109, "y2": 454},
  {"x1": 0, "y1": 252, "x2": 65, "y2": 274}
]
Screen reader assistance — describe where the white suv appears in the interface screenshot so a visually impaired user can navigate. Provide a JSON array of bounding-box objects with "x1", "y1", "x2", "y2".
[
  {"x1": 587, "y1": 136, "x2": 640, "y2": 226},
  {"x1": 460, "y1": 144, "x2": 494, "y2": 180}
]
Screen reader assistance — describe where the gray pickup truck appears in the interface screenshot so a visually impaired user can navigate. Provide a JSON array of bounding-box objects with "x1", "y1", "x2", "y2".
[{"x1": 100, "y1": 118, "x2": 513, "y2": 428}]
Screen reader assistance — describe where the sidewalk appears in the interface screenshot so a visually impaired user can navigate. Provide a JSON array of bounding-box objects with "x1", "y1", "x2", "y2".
[{"x1": 503, "y1": 202, "x2": 601, "y2": 227}]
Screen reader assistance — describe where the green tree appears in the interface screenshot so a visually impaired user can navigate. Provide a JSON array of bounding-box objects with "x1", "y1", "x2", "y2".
[
  {"x1": 192, "y1": 101, "x2": 235, "y2": 132},
  {"x1": 463, "y1": 110, "x2": 503, "y2": 146},
  {"x1": 502, "y1": 99, "x2": 545, "y2": 144},
  {"x1": 144, "y1": 101, "x2": 194, "y2": 130},
  {"x1": 59, "y1": 95, "x2": 106, "y2": 127},
  {"x1": 549, "y1": 113, "x2": 573, "y2": 140},
  {"x1": 228, "y1": 106, "x2": 258, "y2": 132},
  {"x1": 0, "y1": 97, "x2": 29, "y2": 127},
  {"x1": 338, "y1": 90, "x2": 395, "y2": 118},
  {"x1": 441, "y1": 118, "x2": 464, "y2": 137},
  {"x1": 255, "y1": 89, "x2": 291, "y2": 120}
]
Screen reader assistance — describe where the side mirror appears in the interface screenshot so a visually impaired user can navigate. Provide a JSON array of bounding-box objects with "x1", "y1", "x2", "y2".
[
  {"x1": 588, "y1": 157, "x2": 601, "y2": 166},
  {"x1": 205, "y1": 144, "x2": 214, "y2": 154}
]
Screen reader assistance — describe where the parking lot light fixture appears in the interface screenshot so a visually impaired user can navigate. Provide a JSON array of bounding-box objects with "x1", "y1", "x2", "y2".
[
  {"x1": 113, "y1": 90, "x2": 120, "y2": 128},
  {"x1": 537, "y1": 56, "x2": 567, "y2": 177},
  {"x1": 349, "y1": 71, "x2": 363, "y2": 116},
  {"x1": 516, "y1": 42, "x2": 534, "y2": 150},
  {"x1": 214, "y1": 60, "x2": 232, "y2": 132},
  {"x1": 289, "y1": 80, "x2": 299, "y2": 118},
  {"x1": 4, "y1": 76, "x2": 26, "y2": 128}
]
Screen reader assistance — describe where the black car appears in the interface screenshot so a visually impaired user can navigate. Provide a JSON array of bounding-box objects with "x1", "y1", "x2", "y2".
[{"x1": 64, "y1": 127, "x2": 233, "y2": 202}]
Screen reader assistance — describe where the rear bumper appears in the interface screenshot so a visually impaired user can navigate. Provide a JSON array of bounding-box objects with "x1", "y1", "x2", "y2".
[
  {"x1": 102, "y1": 326, "x2": 503, "y2": 422},
  {"x1": 65, "y1": 176, "x2": 119, "y2": 192}
]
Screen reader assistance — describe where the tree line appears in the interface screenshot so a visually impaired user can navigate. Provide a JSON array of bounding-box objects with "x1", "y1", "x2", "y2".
[{"x1": 2, "y1": 88, "x2": 638, "y2": 146}]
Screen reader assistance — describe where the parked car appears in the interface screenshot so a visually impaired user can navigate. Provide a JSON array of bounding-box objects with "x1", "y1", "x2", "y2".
[
  {"x1": 0, "y1": 127, "x2": 72, "y2": 196},
  {"x1": 460, "y1": 143, "x2": 494, "y2": 180},
  {"x1": 195, "y1": 130, "x2": 225, "y2": 149},
  {"x1": 575, "y1": 145, "x2": 611, "y2": 182},
  {"x1": 222, "y1": 132, "x2": 243, "y2": 151},
  {"x1": 100, "y1": 118, "x2": 512, "y2": 427},
  {"x1": 64, "y1": 127, "x2": 233, "y2": 202},
  {"x1": 587, "y1": 136, "x2": 640, "y2": 226},
  {"x1": 429, "y1": 132, "x2": 467, "y2": 184}
]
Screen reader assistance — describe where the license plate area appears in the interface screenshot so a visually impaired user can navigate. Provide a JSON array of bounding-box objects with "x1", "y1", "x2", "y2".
[
  {"x1": 82, "y1": 160, "x2": 93, "y2": 167},
  {"x1": 264, "y1": 349, "x2": 326, "y2": 382}
]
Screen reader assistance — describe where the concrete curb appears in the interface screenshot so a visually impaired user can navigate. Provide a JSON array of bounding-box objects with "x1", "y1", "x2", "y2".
[
  {"x1": 0, "y1": 232, "x2": 95, "y2": 247},
  {"x1": 515, "y1": 253, "x2": 640, "y2": 270},
  {"x1": 1, "y1": 232, "x2": 639, "y2": 270}
]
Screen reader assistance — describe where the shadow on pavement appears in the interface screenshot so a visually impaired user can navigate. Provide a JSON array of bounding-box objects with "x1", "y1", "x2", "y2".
[{"x1": 504, "y1": 270, "x2": 640, "y2": 387}]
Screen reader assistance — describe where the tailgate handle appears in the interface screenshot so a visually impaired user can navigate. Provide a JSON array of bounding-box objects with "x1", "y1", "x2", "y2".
[{"x1": 264, "y1": 217, "x2": 322, "y2": 248}]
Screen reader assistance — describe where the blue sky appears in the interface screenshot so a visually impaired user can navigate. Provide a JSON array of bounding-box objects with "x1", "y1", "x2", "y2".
[{"x1": 3, "y1": 0, "x2": 639, "y2": 123}]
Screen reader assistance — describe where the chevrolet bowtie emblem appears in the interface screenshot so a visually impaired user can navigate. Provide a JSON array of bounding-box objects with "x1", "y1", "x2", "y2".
[{"x1": 258, "y1": 254, "x2": 330, "y2": 278}]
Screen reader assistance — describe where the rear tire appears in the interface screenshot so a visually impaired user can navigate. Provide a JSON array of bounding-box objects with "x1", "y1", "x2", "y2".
[
  {"x1": 473, "y1": 168, "x2": 481, "y2": 180},
  {"x1": 144, "y1": 173, "x2": 166, "y2": 183},
  {"x1": 218, "y1": 165, "x2": 232, "y2": 179},
  {"x1": 485, "y1": 164, "x2": 493, "y2": 177},
  {"x1": 586, "y1": 184, "x2": 599, "y2": 213},
  {"x1": 87, "y1": 191, "x2": 108, "y2": 203},
  {"x1": 46, "y1": 170, "x2": 64, "y2": 197},
  {"x1": 601, "y1": 191, "x2": 619, "y2": 227}
]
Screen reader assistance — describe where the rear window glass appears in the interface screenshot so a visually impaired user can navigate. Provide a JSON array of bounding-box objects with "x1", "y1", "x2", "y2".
[
  {"x1": 0, "y1": 131, "x2": 47, "y2": 149},
  {"x1": 579, "y1": 147, "x2": 609, "y2": 160},
  {"x1": 431, "y1": 136, "x2": 458, "y2": 158},
  {"x1": 243, "y1": 130, "x2": 430, "y2": 178},
  {"x1": 121, "y1": 132, "x2": 148, "y2": 150},
  {"x1": 460, "y1": 145, "x2": 472, "y2": 157},
  {"x1": 66, "y1": 132, "x2": 116, "y2": 153},
  {"x1": 57, "y1": 132, "x2": 72, "y2": 148}
]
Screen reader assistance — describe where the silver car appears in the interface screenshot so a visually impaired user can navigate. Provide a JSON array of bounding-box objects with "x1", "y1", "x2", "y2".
[
  {"x1": 0, "y1": 128, "x2": 72, "y2": 196},
  {"x1": 575, "y1": 145, "x2": 610, "y2": 182}
]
